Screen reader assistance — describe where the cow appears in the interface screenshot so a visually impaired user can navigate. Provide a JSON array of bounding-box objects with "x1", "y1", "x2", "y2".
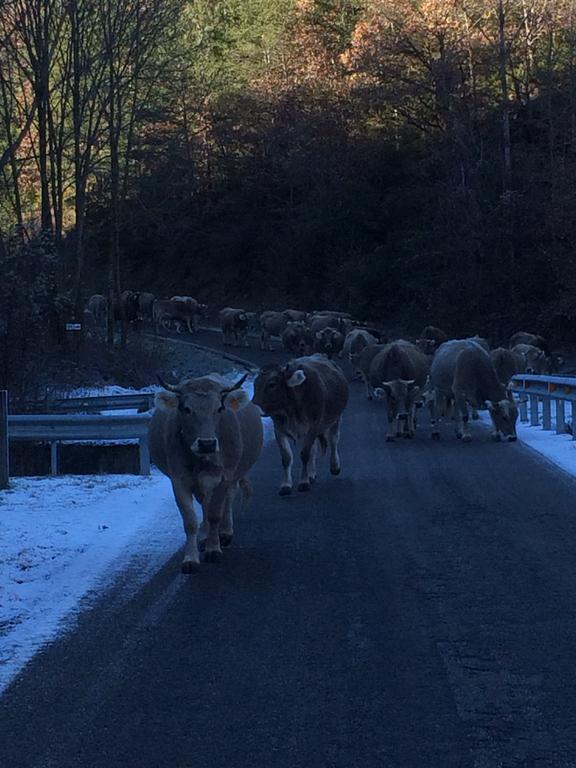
[
  {"x1": 509, "y1": 331, "x2": 563, "y2": 372},
  {"x1": 429, "y1": 339, "x2": 518, "y2": 442},
  {"x1": 511, "y1": 343, "x2": 548, "y2": 375},
  {"x1": 281, "y1": 321, "x2": 314, "y2": 356},
  {"x1": 309, "y1": 314, "x2": 352, "y2": 336},
  {"x1": 420, "y1": 325, "x2": 449, "y2": 346},
  {"x1": 357, "y1": 343, "x2": 387, "y2": 399},
  {"x1": 149, "y1": 374, "x2": 263, "y2": 572},
  {"x1": 219, "y1": 307, "x2": 256, "y2": 346},
  {"x1": 369, "y1": 341, "x2": 430, "y2": 440},
  {"x1": 153, "y1": 299, "x2": 186, "y2": 334},
  {"x1": 119, "y1": 290, "x2": 140, "y2": 325},
  {"x1": 138, "y1": 292, "x2": 156, "y2": 323},
  {"x1": 509, "y1": 331, "x2": 549, "y2": 355},
  {"x1": 253, "y1": 355, "x2": 349, "y2": 496},
  {"x1": 260, "y1": 310, "x2": 289, "y2": 350},
  {"x1": 283, "y1": 309, "x2": 308, "y2": 323},
  {"x1": 314, "y1": 327, "x2": 345, "y2": 358},
  {"x1": 87, "y1": 294, "x2": 107, "y2": 325},
  {"x1": 490, "y1": 347, "x2": 525, "y2": 386},
  {"x1": 170, "y1": 296, "x2": 208, "y2": 332},
  {"x1": 343, "y1": 329, "x2": 378, "y2": 372}
]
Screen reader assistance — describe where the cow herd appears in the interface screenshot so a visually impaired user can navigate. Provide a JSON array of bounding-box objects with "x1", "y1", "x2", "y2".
[{"x1": 148, "y1": 310, "x2": 556, "y2": 572}]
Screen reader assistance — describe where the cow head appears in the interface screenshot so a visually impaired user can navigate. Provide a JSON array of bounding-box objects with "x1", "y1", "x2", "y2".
[
  {"x1": 524, "y1": 348, "x2": 547, "y2": 374},
  {"x1": 155, "y1": 374, "x2": 249, "y2": 456},
  {"x1": 374, "y1": 379, "x2": 420, "y2": 423},
  {"x1": 253, "y1": 364, "x2": 307, "y2": 416},
  {"x1": 415, "y1": 338, "x2": 437, "y2": 356},
  {"x1": 486, "y1": 396, "x2": 518, "y2": 441},
  {"x1": 315, "y1": 328, "x2": 344, "y2": 357},
  {"x1": 284, "y1": 322, "x2": 312, "y2": 355},
  {"x1": 198, "y1": 303, "x2": 209, "y2": 316}
]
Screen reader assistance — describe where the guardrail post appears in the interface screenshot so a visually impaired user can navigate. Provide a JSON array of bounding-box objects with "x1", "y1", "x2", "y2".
[
  {"x1": 556, "y1": 400, "x2": 566, "y2": 434},
  {"x1": 542, "y1": 398, "x2": 552, "y2": 430},
  {"x1": 0, "y1": 390, "x2": 8, "y2": 489},
  {"x1": 50, "y1": 442, "x2": 59, "y2": 476},
  {"x1": 139, "y1": 437, "x2": 150, "y2": 476},
  {"x1": 529, "y1": 395, "x2": 539, "y2": 426},
  {"x1": 519, "y1": 399, "x2": 528, "y2": 423}
]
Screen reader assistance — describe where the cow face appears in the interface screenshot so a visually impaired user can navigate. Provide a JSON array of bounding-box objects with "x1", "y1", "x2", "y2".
[
  {"x1": 316, "y1": 328, "x2": 344, "y2": 357},
  {"x1": 284, "y1": 322, "x2": 312, "y2": 355},
  {"x1": 155, "y1": 376, "x2": 249, "y2": 456},
  {"x1": 487, "y1": 398, "x2": 518, "y2": 441},
  {"x1": 253, "y1": 365, "x2": 305, "y2": 416},
  {"x1": 374, "y1": 379, "x2": 420, "y2": 423},
  {"x1": 524, "y1": 348, "x2": 547, "y2": 374}
]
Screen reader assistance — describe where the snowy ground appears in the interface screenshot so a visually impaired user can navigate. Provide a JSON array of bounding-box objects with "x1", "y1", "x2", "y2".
[{"x1": 0, "y1": 375, "x2": 273, "y2": 695}]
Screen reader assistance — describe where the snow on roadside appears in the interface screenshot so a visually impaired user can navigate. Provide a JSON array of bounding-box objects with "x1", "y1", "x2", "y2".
[
  {"x1": 0, "y1": 372, "x2": 272, "y2": 695},
  {"x1": 478, "y1": 402, "x2": 576, "y2": 477},
  {"x1": 0, "y1": 471, "x2": 182, "y2": 695}
]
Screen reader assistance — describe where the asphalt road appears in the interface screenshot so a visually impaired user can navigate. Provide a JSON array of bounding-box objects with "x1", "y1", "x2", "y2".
[{"x1": 3, "y1": 331, "x2": 576, "y2": 767}]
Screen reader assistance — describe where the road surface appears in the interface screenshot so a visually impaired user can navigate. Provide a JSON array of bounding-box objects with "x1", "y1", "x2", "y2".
[{"x1": 2, "y1": 331, "x2": 576, "y2": 767}]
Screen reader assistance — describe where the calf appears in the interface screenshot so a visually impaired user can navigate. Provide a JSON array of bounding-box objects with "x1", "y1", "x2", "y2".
[{"x1": 253, "y1": 355, "x2": 349, "y2": 495}]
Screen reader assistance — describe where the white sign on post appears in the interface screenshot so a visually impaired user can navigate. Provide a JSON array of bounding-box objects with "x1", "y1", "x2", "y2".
[{"x1": 65, "y1": 323, "x2": 82, "y2": 331}]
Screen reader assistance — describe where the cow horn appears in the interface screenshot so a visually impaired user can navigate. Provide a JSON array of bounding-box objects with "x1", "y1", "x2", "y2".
[
  {"x1": 222, "y1": 373, "x2": 248, "y2": 393},
  {"x1": 157, "y1": 375, "x2": 180, "y2": 392}
]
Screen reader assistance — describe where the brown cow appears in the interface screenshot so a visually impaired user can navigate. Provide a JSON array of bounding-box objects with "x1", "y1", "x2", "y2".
[
  {"x1": 369, "y1": 341, "x2": 430, "y2": 440},
  {"x1": 149, "y1": 374, "x2": 263, "y2": 572},
  {"x1": 253, "y1": 355, "x2": 349, "y2": 496}
]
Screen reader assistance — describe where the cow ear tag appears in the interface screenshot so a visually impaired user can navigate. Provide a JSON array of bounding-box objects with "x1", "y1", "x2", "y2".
[
  {"x1": 287, "y1": 370, "x2": 306, "y2": 388},
  {"x1": 155, "y1": 391, "x2": 179, "y2": 411},
  {"x1": 223, "y1": 389, "x2": 249, "y2": 412}
]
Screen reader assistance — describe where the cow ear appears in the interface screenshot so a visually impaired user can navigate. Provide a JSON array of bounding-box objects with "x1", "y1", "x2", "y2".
[
  {"x1": 287, "y1": 369, "x2": 306, "y2": 387},
  {"x1": 223, "y1": 388, "x2": 250, "y2": 413},
  {"x1": 155, "y1": 390, "x2": 179, "y2": 411},
  {"x1": 374, "y1": 387, "x2": 385, "y2": 400}
]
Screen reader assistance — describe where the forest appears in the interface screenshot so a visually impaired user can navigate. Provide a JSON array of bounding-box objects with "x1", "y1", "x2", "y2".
[{"x1": 2, "y1": 0, "x2": 576, "y2": 393}]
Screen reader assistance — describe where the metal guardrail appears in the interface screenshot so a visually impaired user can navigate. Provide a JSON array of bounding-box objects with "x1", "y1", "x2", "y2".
[
  {"x1": 8, "y1": 412, "x2": 152, "y2": 476},
  {"x1": 509, "y1": 374, "x2": 576, "y2": 436},
  {"x1": 19, "y1": 392, "x2": 155, "y2": 414}
]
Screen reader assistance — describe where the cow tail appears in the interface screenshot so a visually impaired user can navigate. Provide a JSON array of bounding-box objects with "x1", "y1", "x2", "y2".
[
  {"x1": 238, "y1": 478, "x2": 253, "y2": 503},
  {"x1": 317, "y1": 434, "x2": 328, "y2": 454}
]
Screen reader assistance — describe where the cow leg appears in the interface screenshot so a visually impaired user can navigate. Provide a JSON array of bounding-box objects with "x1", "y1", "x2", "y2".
[
  {"x1": 328, "y1": 417, "x2": 342, "y2": 475},
  {"x1": 276, "y1": 429, "x2": 294, "y2": 496},
  {"x1": 219, "y1": 484, "x2": 237, "y2": 547},
  {"x1": 260, "y1": 331, "x2": 267, "y2": 350},
  {"x1": 203, "y1": 480, "x2": 229, "y2": 562},
  {"x1": 429, "y1": 392, "x2": 442, "y2": 440},
  {"x1": 362, "y1": 372, "x2": 373, "y2": 400},
  {"x1": 172, "y1": 480, "x2": 200, "y2": 573},
  {"x1": 298, "y1": 433, "x2": 317, "y2": 492},
  {"x1": 454, "y1": 395, "x2": 471, "y2": 441},
  {"x1": 309, "y1": 440, "x2": 318, "y2": 484}
]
